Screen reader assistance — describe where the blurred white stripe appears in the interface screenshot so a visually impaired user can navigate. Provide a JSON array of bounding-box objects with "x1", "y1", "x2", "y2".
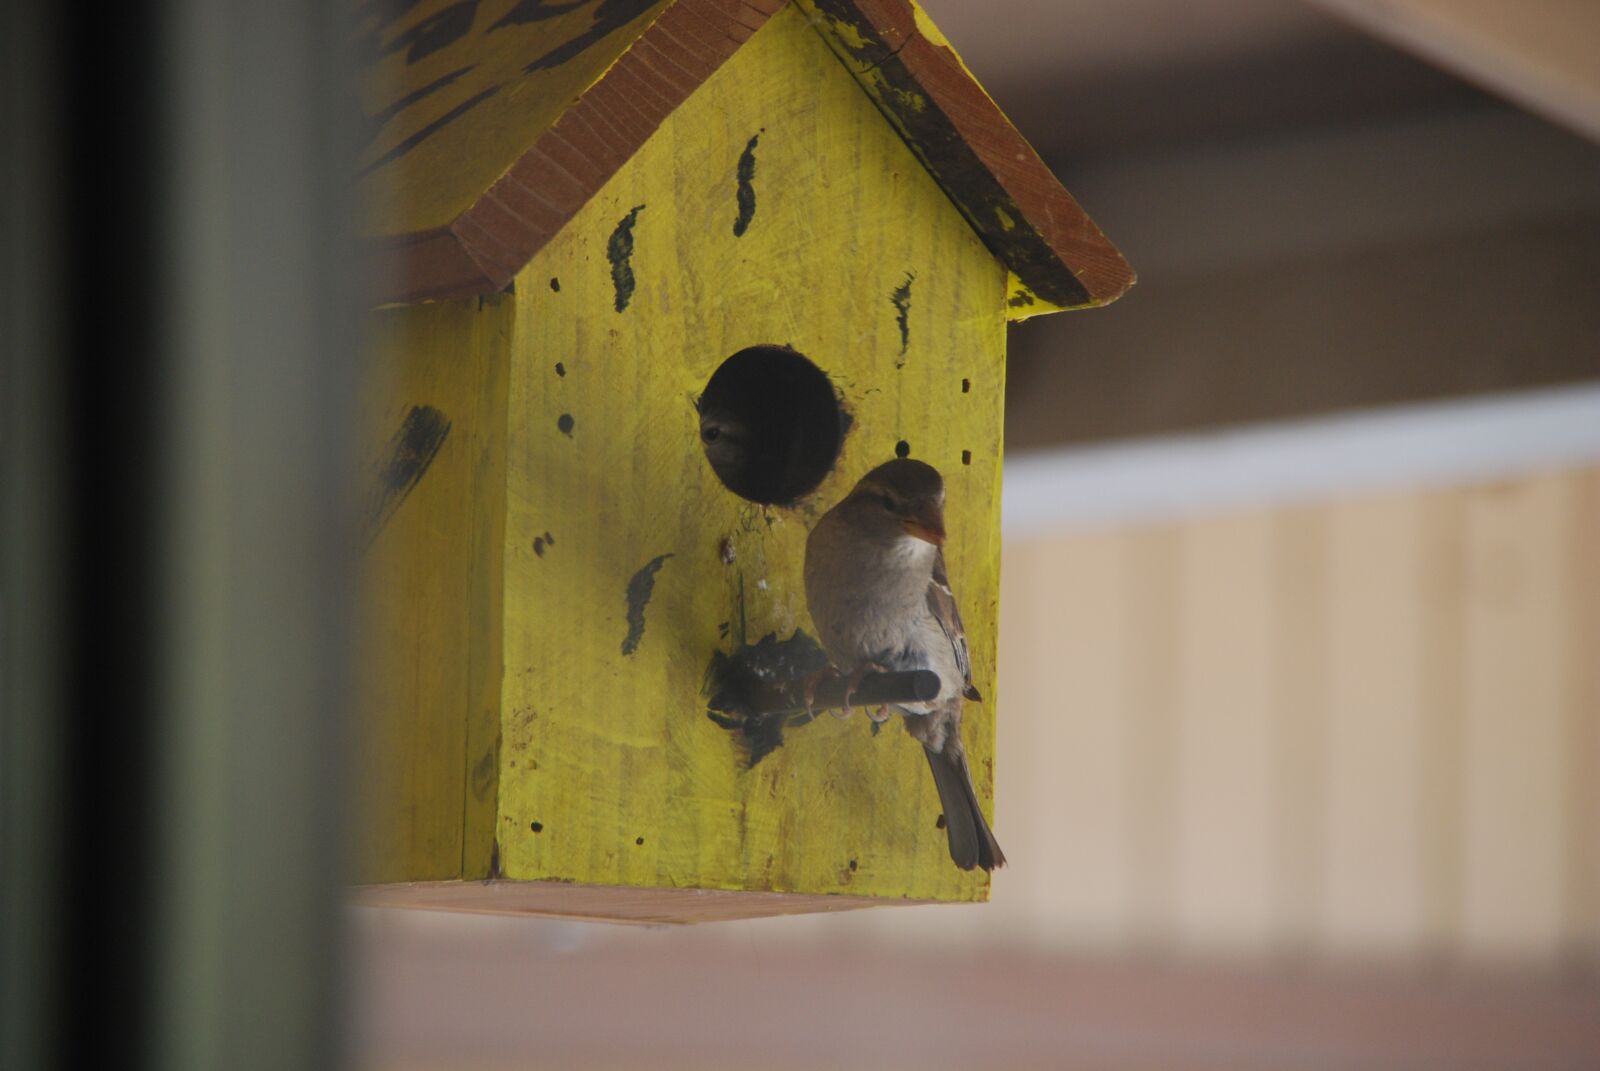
[{"x1": 1003, "y1": 384, "x2": 1600, "y2": 536}]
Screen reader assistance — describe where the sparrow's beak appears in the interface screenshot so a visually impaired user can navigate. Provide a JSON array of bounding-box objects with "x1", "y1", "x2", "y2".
[{"x1": 902, "y1": 506, "x2": 946, "y2": 546}]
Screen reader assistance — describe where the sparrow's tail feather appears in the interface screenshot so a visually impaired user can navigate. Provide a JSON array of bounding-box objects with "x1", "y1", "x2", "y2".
[{"x1": 922, "y1": 744, "x2": 1005, "y2": 871}]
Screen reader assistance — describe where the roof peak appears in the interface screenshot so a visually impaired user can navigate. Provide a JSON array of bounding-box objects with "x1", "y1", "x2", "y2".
[{"x1": 363, "y1": 0, "x2": 1132, "y2": 315}]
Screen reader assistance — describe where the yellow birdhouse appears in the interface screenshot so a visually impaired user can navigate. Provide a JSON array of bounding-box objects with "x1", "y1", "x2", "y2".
[{"x1": 352, "y1": 0, "x2": 1132, "y2": 922}]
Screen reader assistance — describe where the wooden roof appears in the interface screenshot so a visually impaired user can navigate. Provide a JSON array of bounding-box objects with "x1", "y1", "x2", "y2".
[{"x1": 360, "y1": 0, "x2": 1134, "y2": 312}]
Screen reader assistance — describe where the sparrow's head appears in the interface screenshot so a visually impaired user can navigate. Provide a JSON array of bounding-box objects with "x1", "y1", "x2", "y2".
[
  {"x1": 697, "y1": 404, "x2": 753, "y2": 481},
  {"x1": 843, "y1": 458, "x2": 947, "y2": 546}
]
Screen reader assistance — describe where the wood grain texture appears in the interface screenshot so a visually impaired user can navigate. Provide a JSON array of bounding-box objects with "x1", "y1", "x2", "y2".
[
  {"x1": 1172, "y1": 512, "x2": 1277, "y2": 954},
  {"x1": 354, "y1": 294, "x2": 512, "y2": 884},
  {"x1": 495, "y1": 4, "x2": 1006, "y2": 905},
  {"x1": 361, "y1": 0, "x2": 1131, "y2": 312},
  {"x1": 1269, "y1": 507, "x2": 1328, "y2": 952},
  {"x1": 999, "y1": 531, "x2": 1130, "y2": 945},
  {"x1": 1567, "y1": 471, "x2": 1600, "y2": 960},
  {"x1": 357, "y1": 0, "x2": 674, "y2": 238},
  {"x1": 1460, "y1": 475, "x2": 1572, "y2": 960},
  {"x1": 796, "y1": 0, "x2": 1135, "y2": 314},
  {"x1": 1418, "y1": 488, "x2": 1469, "y2": 956},
  {"x1": 1322, "y1": 492, "x2": 1428, "y2": 952}
]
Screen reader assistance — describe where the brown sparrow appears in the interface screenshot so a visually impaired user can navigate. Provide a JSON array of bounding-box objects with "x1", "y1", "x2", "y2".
[{"x1": 803, "y1": 459, "x2": 1004, "y2": 871}]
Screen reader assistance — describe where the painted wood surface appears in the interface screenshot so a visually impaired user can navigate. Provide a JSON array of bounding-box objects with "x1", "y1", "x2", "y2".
[
  {"x1": 355, "y1": 295, "x2": 511, "y2": 885},
  {"x1": 356, "y1": 0, "x2": 672, "y2": 238},
  {"x1": 496, "y1": 3, "x2": 1006, "y2": 904},
  {"x1": 796, "y1": 0, "x2": 1134, "y2": 315},
  {"x1": 356, "y1": 0, "x2": 1132, "y2": 310}
]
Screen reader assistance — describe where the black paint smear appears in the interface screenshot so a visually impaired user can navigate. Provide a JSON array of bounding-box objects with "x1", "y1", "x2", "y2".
[
  {"x1": 491, "y1": 0, "x2": 588, "y2": 31},
  {"x1": 607, "y1": 205, "x2": 645, "y2": 312},
  {"x1": 961, "y1": 378, "x2": 970, "y2": 393},
  {"x1": 523, "y1": 0, "x2": 660, "y2": 73},
  {"x1": 703, "y1": 631, "x2": 831, "y2": 766},
  {"x1": 533, "y1": 537, "x2": 546, "y2": 556},
  {"x1": 365, "y1": 404, "x2": 452, "y2": 544},
  {"x1": 732, "y1": 132, "x2": 760, "y2": 237},
  {"x1": 620, "y1": 553, "x2": 672, "y2": 655},
  {"x1": 549, "y1": 277, "x2": 561, "y2": 291},
  {"x1": 382, "y1": 1, "x2": 479, "y2": 64},
  {"x1": 359, "y1": 83, "x2": 501, "y2": 176},
  {"x1": 961, "y1": 449, "x2": 972, "y2": 466},
  {"x1": 557, "y1": 413, "x2": 575, "y2": 435},
  {"x1": 1007, "y1": 290, "x2": 1035, "y2": 308},
  {"x1": 367, "y1": 64, "x2": 474, "y2": 132},
  {"x1": 891, "y1": 272, "x2": 914, "y2": 363},
  {"x1": 554, "y1": 361, "x2": 566, "y2": 376},
  {"x1": 354, "y1": 0, "x2": 434, "y2": 64},
  {"x1": 895, "y1": 439, "x2": 910, "y2": 458}
]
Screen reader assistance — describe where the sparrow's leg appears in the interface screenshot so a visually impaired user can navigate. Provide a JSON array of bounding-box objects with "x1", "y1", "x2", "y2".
[
  {"x1": 801, "y1": 667, "x2": 832, "y2": 719},
  {"x1": 837, "y1": 661, "x2": 890, "y2": 719}
]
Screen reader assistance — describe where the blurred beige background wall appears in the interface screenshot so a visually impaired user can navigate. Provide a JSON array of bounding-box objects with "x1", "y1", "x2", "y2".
[{"x1": 996, "y1": 464, "x2": 1598, "y2": 964}]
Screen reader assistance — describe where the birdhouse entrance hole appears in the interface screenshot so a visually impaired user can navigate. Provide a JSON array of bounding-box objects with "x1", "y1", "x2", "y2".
[{"x1": 697, "y1": 345, "x2": 843, "y2": 505}]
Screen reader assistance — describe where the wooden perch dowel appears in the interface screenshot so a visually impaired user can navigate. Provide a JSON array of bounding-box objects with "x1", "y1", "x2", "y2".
[{"x1": 743, "y1": 669, "x2": 943, "y2": 721}]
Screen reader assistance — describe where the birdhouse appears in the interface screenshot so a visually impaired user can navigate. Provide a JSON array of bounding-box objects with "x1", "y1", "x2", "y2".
[{"x1": 352, "y1": 0, "x2": 1132, "y2": 922}]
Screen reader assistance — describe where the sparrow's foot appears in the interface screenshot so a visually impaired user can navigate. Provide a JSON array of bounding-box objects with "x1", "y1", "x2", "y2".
[
  {"x1": 837, "y1": 661, "x2": 890, "y2": 720},
  {"x1": 868, "y1": 705, "x2": 892, "y2": 724},
  {"x1": 802, "y1": 668, "x2": 832, "y2": 719}
]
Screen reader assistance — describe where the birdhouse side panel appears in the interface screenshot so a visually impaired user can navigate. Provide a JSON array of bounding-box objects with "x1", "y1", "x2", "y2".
[
  {"x1": 499, "y1": 4, "x2": 1006, "y2": 903},
  {"x1": 354, "y1": 294, "x2": 512, "y2": 885}
]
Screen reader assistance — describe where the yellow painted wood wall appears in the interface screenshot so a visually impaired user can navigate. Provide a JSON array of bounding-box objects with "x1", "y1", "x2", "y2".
[
  {"x1": 354, "y1": 295, "x2": 511, "y2": 885},
  {"x1": 985, "y1": 465, "x2": 1599, "y2": 963},
  {"x1": 495, "y1": 4, "x2": 1004, "y2": 903},
  {"x1": 355, "y1": 5, "x2": 1012, "y2": 907}
]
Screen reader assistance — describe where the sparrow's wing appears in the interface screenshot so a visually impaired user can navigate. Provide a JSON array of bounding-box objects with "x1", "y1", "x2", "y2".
[{"x1": 927, "y1": 549, "x2": 982, "y2": 701}]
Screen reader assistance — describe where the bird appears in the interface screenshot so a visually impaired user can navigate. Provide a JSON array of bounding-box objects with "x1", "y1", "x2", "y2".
[{"x1": 804, "y1": 458, "x2": 1004, "y2": 871}]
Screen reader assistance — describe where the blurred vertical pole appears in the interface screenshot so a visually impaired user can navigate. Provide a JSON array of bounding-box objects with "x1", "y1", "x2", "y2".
[
  {"x1": 155, "y1": 1, "x2": 361, "y2": 1068},
  {"x1": 2, "y1": 3, "x2": 360, "y2": 1070},
  {"x1": 1, "y1": 2, "x2": 67, "y2": 1070}
]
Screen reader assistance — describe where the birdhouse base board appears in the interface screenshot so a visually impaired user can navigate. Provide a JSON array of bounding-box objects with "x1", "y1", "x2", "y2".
[{"x1": 351, "y1": 880, "x2": 929, "y2": 925}]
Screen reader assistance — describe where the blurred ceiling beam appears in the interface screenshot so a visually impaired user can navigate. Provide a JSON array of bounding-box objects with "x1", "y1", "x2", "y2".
[
  {"x1": 1005, "y1": 109, "x2": 1600, "y2": 448},
  {"x1": 1307, "y1": 0, "x2": 1600, "y2": 143}
]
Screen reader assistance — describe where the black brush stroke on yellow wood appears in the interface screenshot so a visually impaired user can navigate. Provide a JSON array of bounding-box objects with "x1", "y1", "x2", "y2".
[
  {"x1": 365, "y1": 404, "x2": 452, "y2": 545},
  {"x1": 621, "y1": 553, "x2": 673, "y2": 655},
  {"x1": 607, "y1": 204, "x2": 645, "y2": 312},
  {"x1": 523, "y1": 0, "x2": 659, "y2": 72},
  {"x1": 733, "y1": 132, "x2": 760, "y2": 237}
]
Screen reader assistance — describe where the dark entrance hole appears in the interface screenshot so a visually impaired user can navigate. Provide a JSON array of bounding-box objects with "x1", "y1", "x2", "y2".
[{"x1": 697, "y1": 346, "x2": 843, "y2": 505}]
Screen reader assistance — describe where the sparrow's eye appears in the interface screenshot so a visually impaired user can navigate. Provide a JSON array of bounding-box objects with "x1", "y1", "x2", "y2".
[
  {"x1": 701, "y1": 425, "x2": 721, "y2": 443},
  {"x1": 880, "y1": 492, "x2": 897, "y2": 513}
]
